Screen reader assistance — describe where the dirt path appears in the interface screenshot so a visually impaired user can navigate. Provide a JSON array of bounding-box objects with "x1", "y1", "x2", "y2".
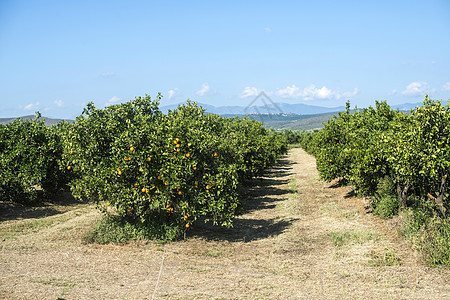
[{"x1": 1, "y1": 148, "x2": 450, "y2": 299}]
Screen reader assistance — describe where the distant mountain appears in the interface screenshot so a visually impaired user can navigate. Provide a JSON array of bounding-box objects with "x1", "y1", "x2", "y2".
[
  {"x1": 159, "y1": 101, "x2": 424, "y2": 130},
  {"x1": 0, "y1": 115, "x2": 73, "y2": 126},
  {"x1": 161, "y1": 102, "x2": 346, "y2": 115},
  {"x1": 161, "y1": 101, "x2": 423, "y2": 116},
  {"x1": 222, "y1": 112, "x2": 340, "y2": 131},
  {"x1": 391, "y1": 102, "x2": 422, "y2": 111},
  {"x1": 1, "y1": 101, "x2": 423, "y2": 131}
]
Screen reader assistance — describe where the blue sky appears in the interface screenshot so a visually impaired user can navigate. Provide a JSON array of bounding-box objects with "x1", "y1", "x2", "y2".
[{"x1": 1, "y1": 0, "x2": 449, "y2": 119}]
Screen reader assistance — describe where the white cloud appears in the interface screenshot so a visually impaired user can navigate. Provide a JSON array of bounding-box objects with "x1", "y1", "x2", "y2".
[
  {"x1": 54, "y1": 100, "x2": 64, "y2": 107},
  {"x1": 24, "y1": 102, "x2": 40, "y2": 111},
  {"x1": 391, "y1": 89, "x2": 398, "y2": 95},
  {"x1": 303, "y1": 85, "x2": 334, "y2": 100},
  {"x1": 402, "y1": 81, "x2": 429, "y2": 97},
  {"x1": 442, "y1": 82, "x2": 450, "y2": 91},
  {"x1": 106, "y1": 96, "x2": 121, "y2": 105},
  {"x1": 168, "y1": 88, "x2": 181, "y2": 100},
  {"x1": 277, "y1": 85, "x2": 302, "y2": 98},
  {"x1": 101, "y1": 72, "x2": 115, "y2": 78},
  {"x1": 240, "y1": 86, "x2": 261, "y2": 98},
  {"x1": 196, "y1": 83, "x2": 215, "y2": 96},
  {"x1": 341, "y1": 88, "x2": 359, "y2": 98},
  {"x1": 276, "y1": 84, "x2": 358, "y2": 100},
  {"x1": 264, "y1": 27, "x2": 271, "y2": 33}
]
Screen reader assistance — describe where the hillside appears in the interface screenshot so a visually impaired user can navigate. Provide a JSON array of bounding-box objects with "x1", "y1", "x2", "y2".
[
  {"x1": 223, "y1": 113, "x2": 338, "y2": 130},
  {"x1": 0, "y1": 115, "x2": 73, "y2": 126},
  {"x1": 1, "y1": 101, "x2": 422, "y2": 131}
]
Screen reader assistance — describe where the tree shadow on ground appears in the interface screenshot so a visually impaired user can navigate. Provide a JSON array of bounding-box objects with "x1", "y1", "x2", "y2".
[
  {"x1": 328, "y1": 178, "x2": 348, "y2": 189},
  {"x1": 0, "y1": 191, "x2": 86, "y2": 222},
  {"x1": 189, "y1": 156, "x2": 298, "y2": 243},
  {"x1": 344, "y1": 190, "x2": 357, "y2": 198}
]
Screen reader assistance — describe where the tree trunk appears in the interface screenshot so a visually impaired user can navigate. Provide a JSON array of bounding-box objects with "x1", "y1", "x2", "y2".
[
  {"x1": 426, "y1": 172, "x2": 448, "y2": 218},
  {"x1": 397, "y1": 179, "x2": 410, "y2": 208}
]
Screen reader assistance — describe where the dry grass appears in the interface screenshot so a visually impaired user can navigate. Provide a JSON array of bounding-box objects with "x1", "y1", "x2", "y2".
[{"x1": 1, "y1": 148, "x2": 450, "y2": 299}]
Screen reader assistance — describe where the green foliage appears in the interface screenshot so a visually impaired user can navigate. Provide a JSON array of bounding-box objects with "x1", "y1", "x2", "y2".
[
  {"x1": 389, "y1": 97, "x2": 450, "y2": 214},
  {"x1": 84, "y1": 214, "x2": 182, "y2": 244},
  {"x1": 0, "y1": 114, "x2": 70, "y2": 203},
  {"x1": 372, "y1": 176, "x2": 400, "y2": 219},
  {"x1": 301, "y1": 96, "x2": 450, "y2": 265},
  {"x1": 404, "y1": 210, "x2": 450, "y2": 266},
  {"x1": 302, "y1": 97, "x2": 450, "y2": 214},
  {"x1": 0, "y1": 94, "x2": 286, "y2": 242},
  {"x1": 61, "y1": 94, "x2": 287, "y2": 241},
  {"x1": 278, "y1": 129, "x2": 306, "y2": 145}
]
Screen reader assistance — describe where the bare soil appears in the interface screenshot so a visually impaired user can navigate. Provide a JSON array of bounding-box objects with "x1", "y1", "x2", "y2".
[{"x1": 1, "y1": 148, "x2": 449, "y2": 299}]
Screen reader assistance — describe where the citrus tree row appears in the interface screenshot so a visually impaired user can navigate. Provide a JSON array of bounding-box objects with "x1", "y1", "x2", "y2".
[
  {"x1": 1, "y1": 94, "x2": 287, "y2": 240},
  {"x1": 300, "y1": 96, "x2": 450, "y2": 219},
  {"x1": 0, "y1": 113, "x2": 70, "y2": 202}
]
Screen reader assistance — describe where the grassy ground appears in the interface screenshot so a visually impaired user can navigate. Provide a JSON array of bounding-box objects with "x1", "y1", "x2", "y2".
[{"x1": 1, "y1": 148, "x2": 449, "y2": 299}]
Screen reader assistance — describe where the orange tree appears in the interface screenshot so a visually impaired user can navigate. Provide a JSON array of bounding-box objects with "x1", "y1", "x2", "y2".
[
  {"x1": 306, "y1": 101, "x2": 401, "y2": 196},
  {"x1": 344, "y1": 101, "x2": 400, "y2": 195},
  {"x1": 218, "y1": 117, "x2": 287, "y2": 179},
  {"x1": 300, "y1": 96, "x2": 450, "y2": 264},
  {"x1": 62, "y1": 95, "x2": 287, "y2": 240},
  {"x1": 302, "y1": 97, "x2": 450, "y2": 213},
  {"x1": 388, "y1": 97, "x2": 450, "y2": 265},
  {"x1": 389, "y1": 97, "x2": 450, "y2": 215},
  {"x1": 312, "y1": 101, "x2": 353, "y2": 182},
  {"x1": 0, "y1": 114, "x2": 69, "y2": 203}
]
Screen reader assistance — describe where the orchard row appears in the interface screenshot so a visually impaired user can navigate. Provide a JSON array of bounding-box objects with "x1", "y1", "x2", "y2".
[
  {"x1": 300, "y1": 96, "x2": 450, "y2": 218},
  {"x1": 0, "y1": 94, "x2": 287, "y2": 236}
]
